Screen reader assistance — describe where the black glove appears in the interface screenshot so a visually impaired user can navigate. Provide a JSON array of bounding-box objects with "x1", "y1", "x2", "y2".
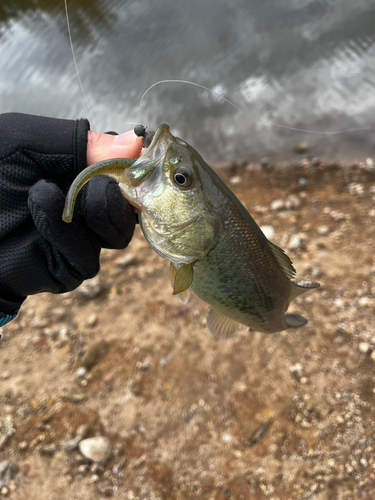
[{"x1": 0, "y1": 113, "x2": 136, "y2": 309}]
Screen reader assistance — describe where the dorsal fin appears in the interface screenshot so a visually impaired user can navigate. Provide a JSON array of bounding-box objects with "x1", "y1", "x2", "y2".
[{"x1": 267, "y1": 241, "x2": 296, "y2": 280}]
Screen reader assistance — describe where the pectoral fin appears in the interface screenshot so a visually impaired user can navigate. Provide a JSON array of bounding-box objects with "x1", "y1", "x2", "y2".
[
  {"x1": 170, "y1": 263, "x2": 191, "y2": 304},
  {"x1": 284, "y1": 313, "x2": 308, "y2": 328},
  {"x1": 170, "y1": 262, "x2": 194, "y2": 295},
  {"x1": 206, "y1": 308, "x2": 240, "y2": 339}
]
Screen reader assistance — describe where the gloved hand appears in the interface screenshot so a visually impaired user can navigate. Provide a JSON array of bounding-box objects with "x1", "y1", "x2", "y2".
[{"x1": 0, "y1": 113, "x2": 142, "y2": 308}]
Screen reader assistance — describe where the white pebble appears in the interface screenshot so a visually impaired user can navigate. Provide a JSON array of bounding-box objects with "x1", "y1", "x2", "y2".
[
  {"x1": 358, "y1": 342, "x2": 370, "y2": 354},
  {"x1": 79, "y1": 437, "x2": 112, "y2": 463},
  {"x1": 260, "y1": 225, "x2": 275, "y2": 240},
  {"x1": 229, "y1": 175, "x2": 242, "y2": 185},
  {"x1": 317, "y1": 225, "x2": 330, "y2": 236},
  {"x1": 75, "y1": 367, "x2": 87, "y2": 378},
  {"x1": 270, "y1": 199, "x2": 285, "y2": 211},
  {"x1": 221, "y1": 432, "x2": 233, "y2": 443}
]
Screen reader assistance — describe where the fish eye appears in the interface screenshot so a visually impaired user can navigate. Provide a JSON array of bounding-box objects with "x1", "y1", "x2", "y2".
[{"x1": 173, "y1": 167, "x2": 193, "y2": 188}]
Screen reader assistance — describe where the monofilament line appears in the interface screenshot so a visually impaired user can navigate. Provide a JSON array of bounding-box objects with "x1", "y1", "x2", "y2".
[
  {"x1": 64, "y1": 0, "x2": 98, "y2": 130},
  {"x1": 267, "y1": 121, "x2": 375, "y2": 135},
  {"x1": 139, "y1": 79, "x2": 241, "y2": 123}
]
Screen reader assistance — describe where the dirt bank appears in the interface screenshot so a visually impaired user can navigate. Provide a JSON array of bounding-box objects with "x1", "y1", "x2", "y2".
[{"x1": 1, "y1": 159, "x2": 375, "y2": 500}]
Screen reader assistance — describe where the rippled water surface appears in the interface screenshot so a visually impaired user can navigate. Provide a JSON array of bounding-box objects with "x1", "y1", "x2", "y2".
[{"x1": 1, "y1": 0, "x2": 375, "y2": 161}]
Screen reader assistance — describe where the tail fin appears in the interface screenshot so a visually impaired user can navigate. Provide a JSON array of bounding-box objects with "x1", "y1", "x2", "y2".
[{"x1": 284, "y1": 313, "x2": 308, "y2": 328}]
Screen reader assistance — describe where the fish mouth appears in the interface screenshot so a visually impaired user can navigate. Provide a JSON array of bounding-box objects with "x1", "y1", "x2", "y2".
[{"x1": 134, "y1": 123, "x2": 174, "y2": 165}]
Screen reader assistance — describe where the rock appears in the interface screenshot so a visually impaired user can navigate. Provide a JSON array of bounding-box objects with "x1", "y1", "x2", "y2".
[
  {"x1": 82, "y1": 340, "x2": 110, "y2": 370},
  {"x1": 358, "y1": 342, "x2": 370, "y2": 354},
  {"x1": 86, "y1": 314, "x2": 98, "y2": 328},
  {"x1": 364, "y1": 158, "x2": 375, "y2": 171},
  {"x1": 76, "y1": 424, "x2": 90, "y2": 439},
  {"x1": 58, "y1": 327, "x2": 70, "y2": 347},
  {"x1": 64, "y1": 437, "x2": 81, "y2": 454},
  {"x1": 51, "y1": 308, "x2": 66, "y2": 321},
  {"x1": 40, "y1": 443, "x2": 59, "y2": 456},
  {"x1": 62, "y1": 386, "x2": 87, "y2": 404},
  {"x1": 18, "y1": 441, "x2": 28, "y2": 451},
  {"x1": 0, "y1": 486, "x2": 10, "y2": 496},
  {"x1": 79, "y1": 437, "x2": 112, "y2": 463},
  {"x1": 287, "y1": 234, "x2": 305, "y2": 251},
  {"x1": 270, "y1": 199, "x2": 285, "y2": 211},
  {"x1": 317, "y1": 225, "x2": 330, "y2": 236},
  {"x1": 75, "y1": 367, "x2": 87, "y2": 379},
  {"x1": 96, "y1": 479, "x2": 114, "y2": 497},
  {"x1": 0, "y1": 371, "x2": 10, "y2": 381},
  {"x1": 229, "y1": 175, "x2": 242, "y2": 185},
  {"x1": 294, "y1": 142, "x2": 308, "y2": 153},
  {"x1": 75, "y1": 276, "x2": 106, "y2": 300},
  {"x1": 260, "y1": 225, "x2": 275, "y2": 240},
  {"x1": 0, "y1": 461, "x2": 19, "y2": 485},
  {"x1": 285, "y1": 194, "x2": 302, "y2": 209},
  {"x1": 116, "y1": 253, "x2": 137, "y2": 268}
]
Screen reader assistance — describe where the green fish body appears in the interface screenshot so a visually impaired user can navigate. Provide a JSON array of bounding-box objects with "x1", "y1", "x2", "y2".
[{"x1": 63, "y1": 124, "x2": 319, "y2": 339}]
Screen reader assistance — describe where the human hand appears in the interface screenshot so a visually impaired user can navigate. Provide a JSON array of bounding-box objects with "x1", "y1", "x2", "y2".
[{"x1": 0, "y1": 113, "x2": 142, "y2": 306}]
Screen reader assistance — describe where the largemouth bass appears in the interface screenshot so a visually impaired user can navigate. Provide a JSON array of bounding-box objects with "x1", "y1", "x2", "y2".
[{"x1": 63, "y1": 124, "x2": 319, "y2": 339}]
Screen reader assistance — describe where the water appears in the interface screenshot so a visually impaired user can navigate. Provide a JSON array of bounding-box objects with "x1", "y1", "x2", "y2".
[{"x1": 1, "y1": 0, "x2": 375, "y2": 163}]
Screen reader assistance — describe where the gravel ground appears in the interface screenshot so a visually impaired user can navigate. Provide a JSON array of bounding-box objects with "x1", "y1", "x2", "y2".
[{"x1": 0, "y1": 157, "x2": 375, "y2": 499}]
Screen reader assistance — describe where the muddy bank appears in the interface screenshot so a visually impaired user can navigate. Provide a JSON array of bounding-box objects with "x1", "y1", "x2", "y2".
[{"x1": 0, "y1": 159, "x2": 375, "y2": 499}]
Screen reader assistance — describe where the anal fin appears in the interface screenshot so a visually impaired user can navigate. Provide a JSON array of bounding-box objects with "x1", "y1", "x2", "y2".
[
  {"x1": 284, "y1": 313, "x2": 308, "y2": 328},
  {"x1": 206, "y1": 308, "x2": 240, "y2": 339}
]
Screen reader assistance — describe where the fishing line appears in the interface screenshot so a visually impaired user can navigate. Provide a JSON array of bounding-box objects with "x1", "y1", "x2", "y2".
[
  {"x1": 64, "y1": 0, "x2": 98, "y2": 130},
  {"x1": 139, "y1": 79, "x2": 242, "y2": 125},
  {"x1": 140, "y1": 80, "x2": 375, "y2": 137}
]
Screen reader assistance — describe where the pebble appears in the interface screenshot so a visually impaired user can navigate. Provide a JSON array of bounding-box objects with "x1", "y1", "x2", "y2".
[
  {"x1": 317, "y1": 225, "x2": 330, "y2": 236},
  {"x1": 82, "y1": 340, "x2": 110, "y2": 370},
  {"x1": 86, "y1": 313, "x2": 98, "y2": 328},
  {"x1": 40, "y1": 443, "x2": 58, "y2": 456},
  {"x1": 358, "y1": 297, "x2": 372, "y2": 308},
  {"x1": 294, "y1": 142, "x2": 308, "y2": 153},
  {"x1": 270, "y1": 199, "x2": 285, "y2": 211},
  {"x1": 221, "y1": 432, "x2": 233, "y2": 443},
  {"x1": 79, "y1": 437, "x2": 112, "y2": 463},
  {"x1": 285, "y1": 194, "x2": 302, "y2": 209},
  {"x1": 260, "y1": 225, "x2": 275, "y2": 240},
  {"x1": 75, "y1": 367, "x2": 88, "y2": 379},
  {"x1": 364, "y1": 157, "x2": 375, "y2": 171},
  {"x1": 359, "y1": 342, "x2": 371, "y2": 354},
  {"x1": 96, "y1": 480, "x2": 113, "y2": 497},
  {"x1": 51, "y1": 308, "x2": 66, "y2": 321},
  {"x1": 116, "y1": 253, "x2": 136, "y2": 268},
  {"x1": 75, "y1": 276, "x2": 106, "y2": 300},
  {"x1": 0, "y1": 372, "x2": 10, "y2": 381},
  {"x1": 288, "y1": 234, "x2": 305, "y2": 251},
  {"x1": 62, "y1": 386, "x2": 87, "y2": 404},
  {"x1": 76, "y1": 425, "x2": 91, "y2": 439},
  {"x1": 58, "y1": 327, "x2": 70, "y2": 347},
  {"x1": 289, "y1": 363, "x2": 303, "y2": 376},
  {"x1": 0, "y1": 486, "x2": 9, "y2": 497},
  {"x1": 18, "y1": 441, "x2": 28, "y2": 451},
  {"x1": 0, "y1": 461, "x2": 19, "y2": 484},
  {"x1": 229, "y1": 175, "x2": 242, "y2": 185}
]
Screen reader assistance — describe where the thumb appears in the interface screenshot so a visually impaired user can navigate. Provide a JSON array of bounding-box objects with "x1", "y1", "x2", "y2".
[{"x1": 87, "y1": 130, "x2": 143, "y2": 166}]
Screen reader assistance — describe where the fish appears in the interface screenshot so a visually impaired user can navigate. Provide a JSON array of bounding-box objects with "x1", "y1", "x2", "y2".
[{"x1": 63, "y1": 123, "x2": 319, "y2": 339}]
